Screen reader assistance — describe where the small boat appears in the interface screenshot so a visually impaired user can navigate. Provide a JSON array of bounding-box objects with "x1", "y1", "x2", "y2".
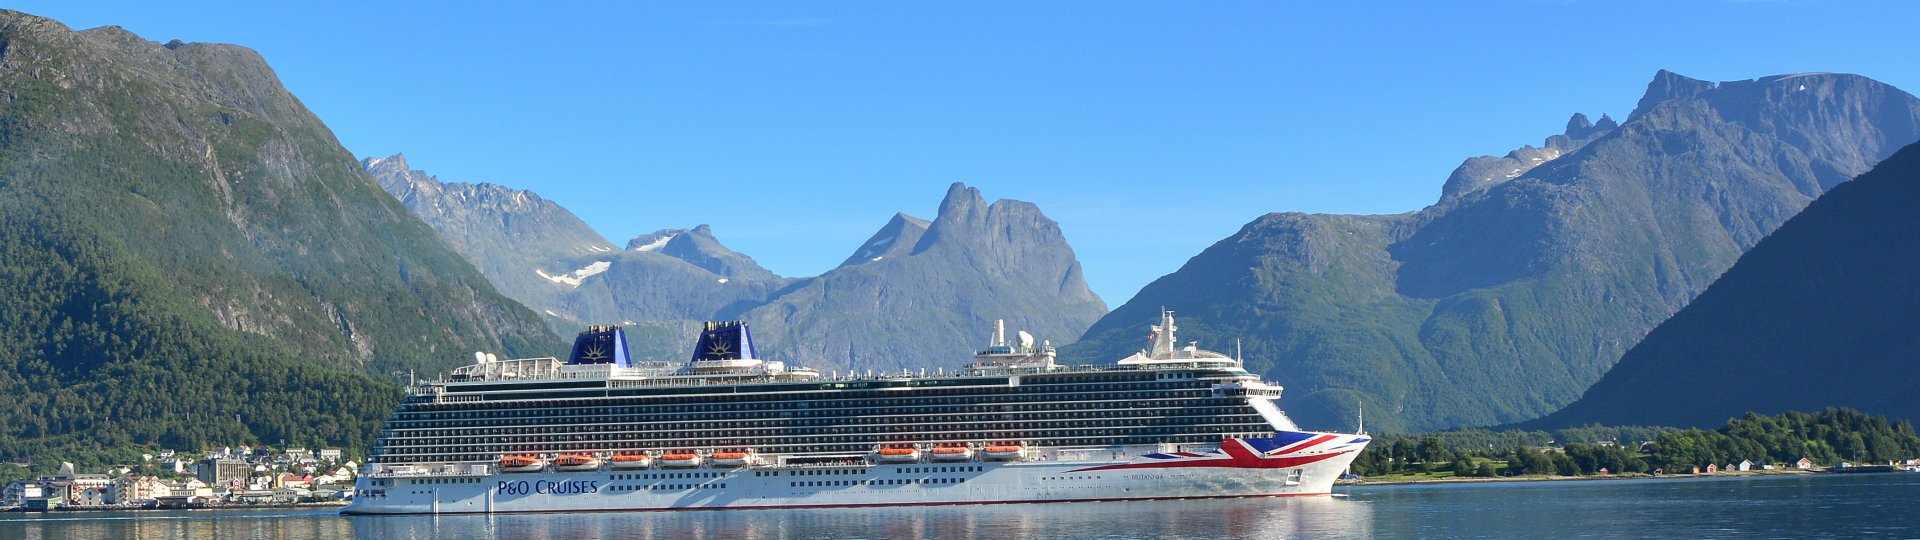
[
  {"x1": 608, "y1": 453, "x2": 653, "y2": 470},
  {"x1": 983, "y1": 445, "x2": 1026, "y2": 461},
  {"x1": 499, "y1": 455, "x2": 545, "y2": 473},
  {"x1": 553, "y1": 454, "x2": 602, "y2": 472},
  {"x1": 929, "y1": 446, "x2": 973, "y2": 461},
  {"x1": 875, "y1": 448, "x2": 920, "y2": 463},
  {"x1": 711, "y1": 451, "x2": 756, "y2": 467},
  {"x1": 660, "y1": 453, "x2": 703, "y2": 468}
]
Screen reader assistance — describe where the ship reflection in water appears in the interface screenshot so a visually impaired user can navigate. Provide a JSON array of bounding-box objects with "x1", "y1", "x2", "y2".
[{"x1": 346, "y1": 497, "x2": 1374, "y2": 540}]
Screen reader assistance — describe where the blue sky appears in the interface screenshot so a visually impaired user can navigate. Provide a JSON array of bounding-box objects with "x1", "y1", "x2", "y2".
[{"x1": 16, "y1": 1, "x2": 1919, "y2": 305}]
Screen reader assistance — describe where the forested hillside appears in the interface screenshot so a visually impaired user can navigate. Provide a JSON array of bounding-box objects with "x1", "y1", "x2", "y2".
[
  {"x1": 1536, "y1": 141, "x2": 1920, "y2": 428},
  {"x1": 0, "y1": 11, "x2": 557, "y2": 460}
]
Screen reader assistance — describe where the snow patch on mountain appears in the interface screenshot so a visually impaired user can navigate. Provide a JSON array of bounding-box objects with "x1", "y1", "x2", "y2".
[
  {"x1": 631, "y1": 234, "x2": 675, "y2": 252},
  {"x1": 536, "y1": 261, "x2": 612, "y2": 287}
]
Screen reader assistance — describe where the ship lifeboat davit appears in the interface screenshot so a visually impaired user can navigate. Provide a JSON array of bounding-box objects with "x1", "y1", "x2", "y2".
[
  {"x1": 609, "y1": 453, "x2": 653, "y2": 470},
  {"x1": 876, "y1": 448, "x2": 920, "y2": 463},
  {"x1": 553, "y1": 454, "x2": 602, "y2": 472},
  {"x1": 710, "y1": 451, "x2": 757, "y2": 468},
  {"x1": 930, "y1": 446, "x2": 974, "y2": 462},
  {"x1": 660, "y1": 453, "x2": 704, "y2": 468},
  {"x1": 983, "y1": 445, "x2": 1026, "y2": 461},
  {"x1": 499, "y1": 455, "x2": 546, "y2": 473}
]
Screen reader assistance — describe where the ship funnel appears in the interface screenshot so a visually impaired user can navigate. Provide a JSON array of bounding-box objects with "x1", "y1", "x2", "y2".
[
  {"x1": 692, "y1": 321, "x2": 757, "y2": 362},
  {"x1": 568, "y1": 325, "x2": 633, "y2": 367}
]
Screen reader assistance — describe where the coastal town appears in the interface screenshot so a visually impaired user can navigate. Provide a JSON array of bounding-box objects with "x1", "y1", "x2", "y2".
[{"x1": 1, "y1": 446, "x2": 357, "y2": 511}]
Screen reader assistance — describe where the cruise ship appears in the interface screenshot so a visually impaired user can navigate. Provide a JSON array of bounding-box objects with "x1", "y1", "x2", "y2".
[{"x1": 343, "y1": 312, "x2": 1368, "y2": 514}]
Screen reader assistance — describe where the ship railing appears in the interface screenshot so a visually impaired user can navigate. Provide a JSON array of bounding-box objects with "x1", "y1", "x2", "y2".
[
  {"x1": 365, "y1": 463, "x2": 492, "y2": 478},
  {"x1": 440, "y1": 361, "x2": 1265, "y2": 392}
]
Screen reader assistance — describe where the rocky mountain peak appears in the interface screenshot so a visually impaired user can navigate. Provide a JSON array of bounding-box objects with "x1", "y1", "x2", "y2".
[
  {"x1": 840, "y1": 212, "x2": 931, "y2": 267},
  {"x1": 741, "y1": 182, "x2": 1105, "y2": 373},
  {"x1": 624, "y1": 225, "x2": 775, "y2": 280},
  {"x1": 1565, "y1": 113, "x2": 1594, "y2": 137},
  {"x1": 1560, "y1": 112, "x2": 1618, "y2": 142},
  {"x1": 1629, "y1": 69, "x2": 1717, "y2": 122},
  {"x1": 934, "y1": 182, "x2": 988, "y2": 225}
]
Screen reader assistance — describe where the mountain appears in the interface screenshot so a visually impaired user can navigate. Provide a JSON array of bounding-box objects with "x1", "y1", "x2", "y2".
[
  {"x1": 0, "y1": 11, "x2": 558, "y2": 458},
  {"x1": 837, "y1": 213, "x2": 930, "y2": 268},
  {"x1": 368, "y1": 158, "x2": 1108, "y2": 369},
  {"x1": 1533, "y1": 141, "x2": 1920, "y2": 429},
  {"x1": 363, "y1": 154, "x2": 622, "y2": 307},
  {"x1": 738, "y1": 183, "x2": 1108, "y2": 372},
  {"x1": 1068, "y1": 71, "x2": 1920, "y2": 434},
  {"x1": 364, "y1": 159, "x2": 793, "y2": 354},
  {"x1": 627, "y1": 224, "x2": 780, "y2": 281}
]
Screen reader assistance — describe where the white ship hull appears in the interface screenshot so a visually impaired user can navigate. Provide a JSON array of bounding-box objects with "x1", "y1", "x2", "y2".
[{"x1": 344, "y1": 433, "x2": 1365, "y2": 515}]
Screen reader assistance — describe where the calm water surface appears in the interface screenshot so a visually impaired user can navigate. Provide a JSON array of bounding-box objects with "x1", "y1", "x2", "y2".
[{"x1": 3, "y1": 473, "x2": 1913, "y2": 539}]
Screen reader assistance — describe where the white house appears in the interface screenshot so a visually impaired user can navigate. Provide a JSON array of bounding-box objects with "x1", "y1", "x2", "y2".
[
  {"x1": 1737, "y1": 460, "x2": 1753, "y2": 472},
  {"x1": 3, "y1": 481, "x2": 43, "y2": 505},
  {"x1": 1795, "y1": 457, "x2": 1815, "y2": 469}
]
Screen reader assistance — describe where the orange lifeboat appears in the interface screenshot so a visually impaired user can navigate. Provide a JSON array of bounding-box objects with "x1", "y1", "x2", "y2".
[
  {"x1": 875, "y1": 447, "x2": 920, "y2": 463},
  {"x1": 929, "y1": 446, "x2": 974, "y2": 461},
  {"x1": 660, "y1": 452, "x2": 704, "y2": 468},
  {"x1": 553, "y1": 453, "x2": 602, "y2": 472},
  {"x1": 609, "y1": 453, "x2": 653, "y2": 470},
  {"x1": 711, "y1": 451, "x2": 757, "y2": 467},
  {"x1": 983, "y1": 445, "x2": 1026, "y2": 461},
  {"x1": 499, "y1": 455, "x2": 545, "y2": 473}
]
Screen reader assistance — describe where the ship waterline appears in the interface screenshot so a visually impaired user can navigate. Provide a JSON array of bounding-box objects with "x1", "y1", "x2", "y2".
[{"x1": 345, "y1": 313, "x2": 1367, "y2": 514}]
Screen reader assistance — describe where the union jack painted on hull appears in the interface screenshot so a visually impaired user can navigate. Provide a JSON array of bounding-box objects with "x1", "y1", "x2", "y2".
[{"x1": 1071, "y1": 431, "x2": 1370, "y2": 472}]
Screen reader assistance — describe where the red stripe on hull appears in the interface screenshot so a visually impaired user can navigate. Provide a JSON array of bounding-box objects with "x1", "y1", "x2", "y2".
[
  {"x1": 1068, "y1": 447, "x2": 1353, "y2": 473},
  {"x1": 339, "y1": 491, "x2": 1337, "y2": 516},
  {"x1": 1272, "y1": 434, "x2": 1339, "y2": 455}
]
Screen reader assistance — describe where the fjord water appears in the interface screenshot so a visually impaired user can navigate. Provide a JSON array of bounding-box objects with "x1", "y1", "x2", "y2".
[{"x1": 4, "y1": 473, "x2": 1914, "y2": 539}]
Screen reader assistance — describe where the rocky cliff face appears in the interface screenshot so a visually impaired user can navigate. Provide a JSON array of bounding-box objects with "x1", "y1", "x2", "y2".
[
  {"x1": 1534, "y1": 141, "x2": 1920, "y2": 429},
  {"x1": 837, "y1": 213, "x2": 930, "y2": 268},
  {"x1": 372, "y1": 162, "x2": 1108, "y2": 367},
  {"x1": 363, "y1": 154, "x2": 620, "y2": 306},
  {"x1": 363, "y1": 158, "x2": 791, "y2": 354},
  {"x1": 1069, "y1": 70, "x2": 1920, "y2": 433},
  {"x1": 739, "y1": 183, "x2": 1108, "y2": 372},
  {"x1": 0, "y1": 11, "x2": 558, "y2": 455},
  {"x1": 627, "y1": 224, "x2": 780, "y2": 281}
]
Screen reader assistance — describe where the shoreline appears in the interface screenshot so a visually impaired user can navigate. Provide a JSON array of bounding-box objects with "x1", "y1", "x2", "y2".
[
  {"x1": 4, "y1": 501, "x2": 347, "y2": 514},
  {"x1": 1340, "y1": 468, "x2": 1822, "y2": 487}
]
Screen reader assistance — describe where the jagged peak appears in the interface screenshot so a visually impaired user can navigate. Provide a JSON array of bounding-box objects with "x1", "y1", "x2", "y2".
[
  {"x1": 840, "y1": 212, "x2": 932, "y2": 267},
  {"x1": 627, "y1": 228, "x2": 686, "y2": 251},
  {"x1": 362, "y1": 153, "x2": 409, "y2": 172},
  {"x1": 1561, "y1": 112, "x2": 1619, "y2": 142},
  {"x1": 1566, "y1": 113, "x2": 1593, "y2": 134},
  {"x1": 936, "y1": 182, "x2": 988, "y2": 223},
  {"x1": 890, "y1": 211, "x2": 931, "y2": 228},
  {"x1": 1628, "y1": 69, "x2": 1717, "y2": 122}
]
